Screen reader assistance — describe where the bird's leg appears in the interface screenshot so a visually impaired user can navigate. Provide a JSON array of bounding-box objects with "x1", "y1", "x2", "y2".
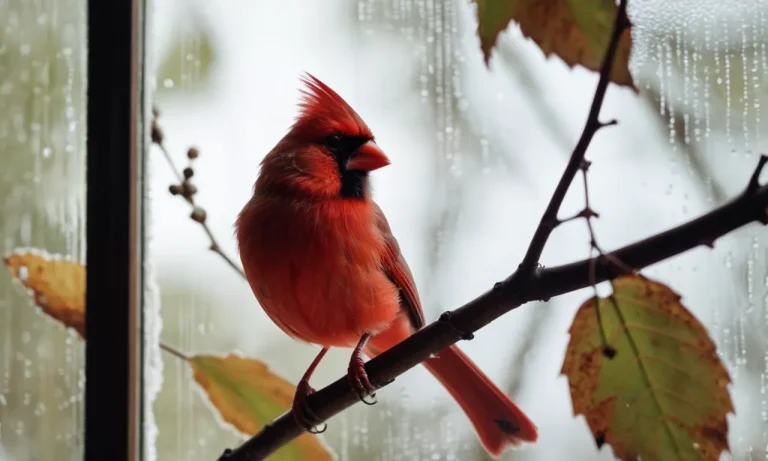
[
  {"x1": 347, "y1": 333, "x2": 377, "y2": 405},
  {"x1": 293, "y1": 347, "x2": 329, "y2": 434}
]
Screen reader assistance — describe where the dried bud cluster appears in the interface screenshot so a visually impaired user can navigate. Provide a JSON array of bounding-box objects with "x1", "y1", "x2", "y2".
[
  {"x1": 151, "y1": 108, "x2": 208, "y2": 224},
  {"x1": 151, "y1": 105, "x2": 246, "y2": 278},
  {"x1": 151, "y1": 120, "x2": 163, "y2": 144},
  {"x1": 171, "y1": 152, "x2": 204, "y2": 224},
  {"x1": 167, "y1": 156, "x2": 200, "y2": 203}
]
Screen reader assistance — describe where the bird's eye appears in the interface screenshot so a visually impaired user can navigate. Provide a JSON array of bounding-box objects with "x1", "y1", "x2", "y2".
[{"x1": 324, "y1": 134, "x2": 343, "y2": 150}]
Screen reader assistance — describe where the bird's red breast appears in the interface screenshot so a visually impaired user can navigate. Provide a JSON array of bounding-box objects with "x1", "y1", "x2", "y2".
[{"x1": 237, "y1": 195, "x2": 406, "y2": 347}]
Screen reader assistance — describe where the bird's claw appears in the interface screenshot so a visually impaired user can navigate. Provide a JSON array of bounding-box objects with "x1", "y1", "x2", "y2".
[
  {"x1": 292, "y1": 380, "x2": 327, "y2": 434},
  {"x1": 347, "y1": 357, "x2": 377, "y2": 405}
]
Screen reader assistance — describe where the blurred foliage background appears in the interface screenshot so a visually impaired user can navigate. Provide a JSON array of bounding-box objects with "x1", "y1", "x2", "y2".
[{"x1": 3, "y1": 0, "x2": 768, "y2": 460}]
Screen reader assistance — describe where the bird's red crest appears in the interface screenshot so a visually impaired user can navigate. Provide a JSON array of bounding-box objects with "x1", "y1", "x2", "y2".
[{"x1": 293, "y1": 73, "x2": 373, "y2": 140}]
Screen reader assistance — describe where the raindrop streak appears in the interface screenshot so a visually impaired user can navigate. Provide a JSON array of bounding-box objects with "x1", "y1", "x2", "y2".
[
  {"x1": 723, "y1": 14, "x2": 733, "y2": 146},
  {"x1": 740, "y1": 10, "x2": 750, "y2": 148}
]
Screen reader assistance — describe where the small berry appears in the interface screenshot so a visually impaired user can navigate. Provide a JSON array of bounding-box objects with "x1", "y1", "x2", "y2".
[
  {"x1": 182, "y1": 183, "x2": 198, "y2": 198},
  {"x1": 151, "y1": 122, "x2": 163, "y2": 144},
  {"x1": 190, "y1": 207, "x2": 207, "y2": 223}
]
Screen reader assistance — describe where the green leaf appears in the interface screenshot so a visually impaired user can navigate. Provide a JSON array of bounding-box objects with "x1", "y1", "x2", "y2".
[
  {"x1": 473, "y1": 0, "x2": 635, "y2": 88},
  {"x1": 561, "y1": 274, "x2": 733, "y2": 461},
  {"x1": 190, "y1": 354, "x2": 333, "y2": 461}
]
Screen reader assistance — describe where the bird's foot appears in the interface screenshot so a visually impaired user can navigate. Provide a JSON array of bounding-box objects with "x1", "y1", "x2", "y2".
[
  {"x1": 292, "y1": 379, "x2": 327, "y2": 434},
  {"x1": 347, "y1": 354, "x2": 377, "y2": 405}
]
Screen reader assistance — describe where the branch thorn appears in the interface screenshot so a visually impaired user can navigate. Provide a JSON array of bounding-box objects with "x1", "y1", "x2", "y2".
[
  {"x1": 579, "y1": 207, "x2": 599, "y2": 219},
  {"x1": 745, "y1": 153, "x2": 768, "y2": 194},
  {"x1": 439, "y1": 311, "x2": 474, "y2": 341}
]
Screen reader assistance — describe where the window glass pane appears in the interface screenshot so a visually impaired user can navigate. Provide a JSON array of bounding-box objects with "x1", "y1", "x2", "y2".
[
  {"x1": 0, "y1": 0, "x2": 87, "y2": 460},
  {"x1": 146, "y1": 1, "x2": 768, "y2": 460}
]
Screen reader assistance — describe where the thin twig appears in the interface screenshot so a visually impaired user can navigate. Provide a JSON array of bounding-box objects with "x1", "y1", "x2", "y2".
[
  {"x1": 159, "y1": 342, "x2": 191, "y2": 361},
  {"x1": 220, "y1": 155, "x2": 768, "y2": 461},
  {"x1": 516, "y1": 0, "x2": 629, "y2": 276},
  {"x1": 578, "y1": 159, "x2": 620, "y2": 358},
  {"x1": 151, "y1": 108, "x2": 246, "y2": 280},
  {"x1": 575, "y1": 160, "x2": 614, "y2": 355}
]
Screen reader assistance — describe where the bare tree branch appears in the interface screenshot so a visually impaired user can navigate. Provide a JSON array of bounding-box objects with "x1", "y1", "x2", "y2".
[
  {"x1": 516, "y1": 0, "x2": 630, "y2": 275},
  {"x1": 220, "y1": 155, "x2": 768, "y2": 461}
]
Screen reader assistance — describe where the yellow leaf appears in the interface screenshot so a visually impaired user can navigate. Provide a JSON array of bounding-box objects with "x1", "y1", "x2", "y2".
[
  {"x1": 4, "y1": 249, "x2": 85, "y2": 338},
  {"x1": 561, "y1": 274, "x2": 733, "y2": 460},
  {"x1": 190, "y1": 354, "x2": 333, "y2": 461},
  {"x1": 473, "y1": 0, "x2": 635, "y2": 88}
]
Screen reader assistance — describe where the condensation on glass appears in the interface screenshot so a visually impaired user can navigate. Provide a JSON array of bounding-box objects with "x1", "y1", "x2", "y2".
[{"x1": 0, "y1": 1, "x2": 87, "y2": 460}]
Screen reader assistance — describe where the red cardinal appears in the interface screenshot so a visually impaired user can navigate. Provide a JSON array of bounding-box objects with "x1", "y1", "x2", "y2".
[{"x1": 235, "y1": 74, "x2": 537, "y2": 457}]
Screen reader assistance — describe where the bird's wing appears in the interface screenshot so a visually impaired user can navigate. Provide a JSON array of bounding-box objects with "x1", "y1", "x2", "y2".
[{"x1": 372, "y1": 203, "x2": 425, "y2": 330}]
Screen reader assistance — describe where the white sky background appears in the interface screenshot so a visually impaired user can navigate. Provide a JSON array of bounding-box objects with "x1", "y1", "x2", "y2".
[{"x1": 147, "y1": 0, "x2": 768, "y2": 460}]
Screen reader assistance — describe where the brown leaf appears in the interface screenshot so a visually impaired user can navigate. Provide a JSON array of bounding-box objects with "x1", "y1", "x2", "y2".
[
  {"x1": 473, "y1": 0, "x2": 635, "y2": 88},
  {"x1": 190, "y1": 354, "x2": 333, "y2": 461},
  {"x1": 4, "y1": 249, "x2": 85, "y2": 338},
  {"x1": 561, "y1": 274, "x2": 733, "y2": 460}
]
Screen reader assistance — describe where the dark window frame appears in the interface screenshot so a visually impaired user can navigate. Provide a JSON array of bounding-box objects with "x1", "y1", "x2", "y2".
[{"x1": 84, "y1": 0, "x2": 147, "y2": 459}]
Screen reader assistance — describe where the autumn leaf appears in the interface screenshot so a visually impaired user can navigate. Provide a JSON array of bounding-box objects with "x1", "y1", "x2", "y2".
[
  {"x1": 561, "y1": 275, "x2": 733, "y2": 460},
  {"x1": 473, "y1": 0, "x2": 635, "y2": 88},
  {"x1": 4, "y1": 249, "x2": 85, "y2": 338},
  {"x1": 190, "y1": 353, "x2": 333, "y2": 461}
]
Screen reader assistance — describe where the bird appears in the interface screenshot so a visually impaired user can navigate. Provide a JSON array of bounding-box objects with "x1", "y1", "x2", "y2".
[{"x1": 235, "y1": 73, "x2": 538, "y2": 457}]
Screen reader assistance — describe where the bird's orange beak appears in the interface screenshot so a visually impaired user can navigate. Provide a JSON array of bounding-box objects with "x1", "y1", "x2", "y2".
[{"x1": 347, "y1": 141, "x2": 391, "y2": 172}]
